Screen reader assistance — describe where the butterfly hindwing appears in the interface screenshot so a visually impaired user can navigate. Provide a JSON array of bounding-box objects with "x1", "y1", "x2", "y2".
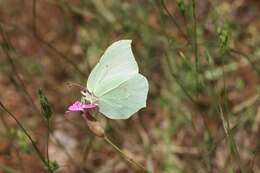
[{"x1": 97, "y1": 74, "x2": 148, "y2": 119}]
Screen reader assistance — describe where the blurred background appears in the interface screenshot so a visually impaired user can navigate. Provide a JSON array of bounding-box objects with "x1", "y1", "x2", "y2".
[{"x1": 0, "y1": 0, "x2": 259, "y2": 172}]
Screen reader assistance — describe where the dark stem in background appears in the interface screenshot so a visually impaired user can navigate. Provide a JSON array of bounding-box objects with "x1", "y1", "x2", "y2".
[
  {"x1": 0, "y1": 101, "x2": 51, "y2": 173},
  {"x1": 46, "y1": 119, "x2": 50, "y2": 167},
  {"x1": 15, "y1": 147, "x2": 26, "y2": 173},
  {"x1": 229, "y1": 48, "x2": 260, "y2": 74},
  {"x1": 104, "y1": 135, "x2": 149, "y2": 173},
  {"x1": 81, "y1": 136, "x2": 94, "y2": 166},
  {"x1": 164, "y1": 53, "x2": 197, "y2": 105},
  {"x1": 0, "y1": 110, "x2": 11, "y2": 135},
  {"x1": 32, "y1": 0, "x2": 86, "y2": 78},
  {"x1": 218, "y1": 105, "x2": 247, "y2": 173},
  {"x1": 0, "y1": 102, "x2": 26, "y2": 172},
  {"x1": 160, "y1": 0, "x2": 189, "y2": 43},
  {"x1": 51, "y1": 134, "x2": 82, "y2": 171},
  {"x1": 219, "y1": 48, "x2": 247, "y2": 173},
  {"x1": 158, "y1": 1, "x2": 212, "y2": 168},
  {"x1": 0, "y1": 23, "x2": 40, "y2": 114},
  {"x1": 191, "y1": 1, "x2": 214, "y2": 170},
  {"x1": 191, "y1": 0, "x2": 199, "y2": 91}
]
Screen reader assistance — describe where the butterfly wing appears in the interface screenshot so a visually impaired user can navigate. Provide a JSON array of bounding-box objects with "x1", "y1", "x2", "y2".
[
  {"x1": 87, "y1": 40, "x2": 138, "y2": 97},
  {"x1": 97, "y1": 74, "x2": 149, "y2": 119}
]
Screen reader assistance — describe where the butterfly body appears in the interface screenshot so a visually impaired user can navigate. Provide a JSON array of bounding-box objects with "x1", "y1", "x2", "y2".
[
  {"x1": 67, "y1": 40, "x2": 149, "y2": 119},
  {"x1": 81, "y1": 91, "x2": 98, "y2": 104}
]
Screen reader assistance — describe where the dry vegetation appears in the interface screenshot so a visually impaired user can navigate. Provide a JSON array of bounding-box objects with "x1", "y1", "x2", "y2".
[{"x1": 0, "y1": 0, "x2": 260, "y2": 173}]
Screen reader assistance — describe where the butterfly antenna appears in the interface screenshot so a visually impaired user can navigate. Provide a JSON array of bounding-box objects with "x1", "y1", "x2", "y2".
[{"x1": 66, "y1": 82, "x2": 85, "y2": 90}]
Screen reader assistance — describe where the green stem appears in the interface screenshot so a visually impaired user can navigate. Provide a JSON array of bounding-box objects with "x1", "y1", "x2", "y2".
[
  {"x1": 104, "y1": 135, "x2": 149, "y2": 173},
  {"x1": 191, "y1": 0, "x2": 200, "y2": 93},
  {"x1": 160, "y1": 0, "x2": 189, "y2": 43},
  {"x1": 219, "y1": 105, "x2": 247, "y2": 173},
  {"x1": 46, "y1": 119, "x2": 50, "y2": 166},
  {"x1": 0, "y1": 101, "x2": 50, "y2": 173},
  {"x1": 0, "y1": 111, "x2": 11, "y2": 135}
]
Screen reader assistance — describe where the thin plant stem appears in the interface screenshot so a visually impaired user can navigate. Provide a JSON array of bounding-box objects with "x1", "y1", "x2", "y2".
[
  {"x1": 80, "y1": 136, "x2": 94, "y2": 172},
  {"x1": 229, "y1": 48, "x2": 260, "y2": 74},
  {"x1": 46, "y1": 119, "x2": 50, "y2": 166},
  {"x1": 51, "y1": 134, "x2": 81, "y2": 170},
  {"x1": 82, "y1": 136, "x2": 94, "y2": 163},
  {"x1": 160, "y1": 0, "x2": 189, "y2": 43},
  {"x1": 0, "y1": 23, "x2": 40, "y2": 114},
  {"x1": 219, "y1": 48, "x2": 247, "y2": 173},
  {"x1": 104, "y1": 135, "x2": 149, "y2": 173},
  {"x1": 32, "y1": 0, "x2": 37, "y2": 34},
  {"x1": 0, "y1": 163, "x2": 18, "y2": 173},
  {"x1": 14, "y1": 147, "x2": 26, "y2": 173},
  {"x1": 0, "y1": 101, "x2": 51, "y2": 172},
  {"x1": 218, "y1": 105, "x2": 247, "y2": 173},
  {"x1": 191, "y1": 0, "x2": 199, "y2": 91},
  {"x1": 0, "y1": 110, "x2": 11, "y2": 135},
  {"x1": 31, "y1": 0, "x2": 85, "y2": 77},
  {"x1": 83, "y1": 112, "x2": 148, "y2": 171},
  {"x1": 164, "y1": 53, "x2": 197, "y2": 105}
]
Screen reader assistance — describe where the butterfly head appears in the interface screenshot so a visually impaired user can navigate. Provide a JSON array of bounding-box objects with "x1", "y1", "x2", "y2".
[{"x1": 81, "y1": 90, "x2": 98, "y2": 105}]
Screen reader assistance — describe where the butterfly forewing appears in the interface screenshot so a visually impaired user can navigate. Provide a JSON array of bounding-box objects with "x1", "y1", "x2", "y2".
[{"x1": 87, "y1": 40, "x2": 138, "y2": 97}]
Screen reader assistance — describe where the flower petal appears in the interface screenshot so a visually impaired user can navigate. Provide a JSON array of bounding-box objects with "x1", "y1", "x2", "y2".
[
  {"x1": 66, "y1": 101, "x2": 84, "y2": 112},
  {"x1": 66, "y1": 101, "x2": 97, "y2": 113}
]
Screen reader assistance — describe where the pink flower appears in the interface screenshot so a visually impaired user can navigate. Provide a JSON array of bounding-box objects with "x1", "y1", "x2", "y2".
[{"x1": 66, "y1": 101, "x2": 97, "y2": 113}]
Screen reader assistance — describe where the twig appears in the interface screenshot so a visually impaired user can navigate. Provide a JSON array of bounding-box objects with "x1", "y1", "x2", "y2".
[
  {"x1": 164, "y1": 53, "x2": 197, "y2": 105},
  {"x1": 0, "y1": 109, "x2": 11, "y2": 135},
  {"x1": 0, "y1": 23, "x2": 40, "y2": 114},
  {"x1": 0, "y1": 163, "x2": 18, "y2": 173},
  {"x1": 229, "y1": 48, "x2": 260, "y2": 74},
  {"x1": 218, "y1": 105, "x2": 247, "y2": 173},
  {"x1": 51, "y1": 133, "x2": 81, "y2": 170},
  {"x1": 32, "y1": 0, "x2": 85, "y2": 77},
  {"x1": 14, "y1": 147, "x2": 26, "y2": 173},
  {"x1": 46, "y1": 119, "x2": 50, "y2": 166},
  {"x1": 191, "y1": 0, "x2": 199, "y2": 89},
  {"x1": 104, "y1": 135, "x2": 149, "y2": 173},
  {"x1": 160, "y1": 0, "x2": 189, "y2": 43},
  {"x1": 0, "y1": 101, "x2": 49, "y2": 172},
  {"x1": 82, "y1": 136, "x2": 94, "y2": 162}
]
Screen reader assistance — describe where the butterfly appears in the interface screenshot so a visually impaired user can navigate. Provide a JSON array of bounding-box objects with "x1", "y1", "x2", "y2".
[{"x1": 67, "y1": 40, "x2": 149, "y2": 119}]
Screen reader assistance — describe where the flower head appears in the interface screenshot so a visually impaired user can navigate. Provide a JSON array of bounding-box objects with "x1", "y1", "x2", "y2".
[{"x1": 66, "y1": 101, "x2": 97, "y2": 113}]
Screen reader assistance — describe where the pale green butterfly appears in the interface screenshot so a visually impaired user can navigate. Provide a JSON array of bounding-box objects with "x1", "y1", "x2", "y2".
[{"x1": 67, "y1": 40, "x2": 149, "y2": 119}]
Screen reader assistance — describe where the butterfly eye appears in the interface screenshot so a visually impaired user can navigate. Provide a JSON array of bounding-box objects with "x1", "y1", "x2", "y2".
[{"x1": 81, "y1": 90, "x2": 87, "y2": 96}]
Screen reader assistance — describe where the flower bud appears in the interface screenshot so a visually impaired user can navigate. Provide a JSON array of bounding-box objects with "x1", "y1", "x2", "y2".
[{"x1": 83, "y1": 112, "x2": 104, "y2": 137}]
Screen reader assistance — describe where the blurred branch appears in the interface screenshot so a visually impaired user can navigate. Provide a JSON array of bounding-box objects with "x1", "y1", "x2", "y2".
[
  {"x1": 218, "y1": 104, "x2": 247, "y2": 173},
  {"x1": 104, "y1": 135, "x2": 149, "y2": 173},
  {"x1": 14, "y1": 147, "x2": 26, "y2": 173},
  {"x1": 229, "y1": 48, "x2": 260, "y2": 74},
  {"x1": 0, "y1": 101, "x2": 50, "y2": 172},
  {"x1": 91, "y1": 0, "x2": 115, "y2": 23},
  {"x1": 191, "y1": 0, "x2": 199, "y2": 75},
  {"x1": 32, "y1": 0, "x2": 86, "y2": 78},
  {"x1": 0, "y1": 23, "x2": 40, "y2": 114},
  {"x1": 160, "y1": 0, "x2": 189, "y2": 43},
  {"x1": 51, "y1": 134, "x2": 81, "y2": 170},
  {"x1": 81, "y1": 136, "x2": 94, "y2": 164},
  {"x1": 164, "y1": 53, "x2": 197, "y2": 105},
  {"x1": 0, "y1": 109, "x2": 11, "y2": 135},
  {"x1": 0, "y1": 163, "x2": 18, "y2": 173}
]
